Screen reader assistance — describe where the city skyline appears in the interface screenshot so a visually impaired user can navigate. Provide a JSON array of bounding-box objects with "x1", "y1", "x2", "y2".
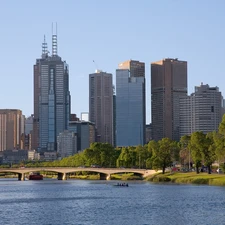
[{"x1": 0, "y1": 1, "x2": 225, "y2": 124}]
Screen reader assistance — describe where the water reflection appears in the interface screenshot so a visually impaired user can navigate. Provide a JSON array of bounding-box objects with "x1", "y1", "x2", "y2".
[{"x1": 0, "y1": 180, "x2": 225, "y2": 225}]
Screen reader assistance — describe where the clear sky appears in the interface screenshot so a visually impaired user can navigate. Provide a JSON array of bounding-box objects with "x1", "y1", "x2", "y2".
[{"x1": 0, "y1": 0, "x2": 225, "y2": 123}]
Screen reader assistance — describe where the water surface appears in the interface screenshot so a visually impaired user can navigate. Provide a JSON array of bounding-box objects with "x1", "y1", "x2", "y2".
[{"x1": 0, "y1": 179, "x2": 225, "y2": 225}]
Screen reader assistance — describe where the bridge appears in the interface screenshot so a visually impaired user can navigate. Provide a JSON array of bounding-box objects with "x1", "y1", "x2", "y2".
[{"x1": 0, "y1": 167, "x2": 159, "y2": 181}]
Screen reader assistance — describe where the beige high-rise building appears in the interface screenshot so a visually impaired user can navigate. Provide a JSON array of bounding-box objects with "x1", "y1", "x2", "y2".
[
  {"x1": 89, "y1": 70, "x2": 113, "y2": 145},
  {"x1": 179, "y1": 83, "x2": 223, "y2": 137},
  {"x1": 151, "y1": 58, "x2": 187, "y2": 141},
  {"x1": 0, "y1": 109, "x2": 24, "y2": 151}
]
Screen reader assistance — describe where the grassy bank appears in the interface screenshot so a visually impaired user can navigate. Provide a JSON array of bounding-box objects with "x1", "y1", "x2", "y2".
[
  {"x1": 70, "y1": 173, "x2": 142, "y2": 180},
  {"x1": 111, "y1": 173, "x2": 143, "y2": 180},
  {"x1": 146, "y1": 172, "x2": 225, "y2": 186}
]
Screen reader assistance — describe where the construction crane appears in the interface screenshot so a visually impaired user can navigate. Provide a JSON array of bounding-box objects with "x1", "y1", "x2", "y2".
[{"x1": 93, "y1": 60, "x2": 101, "y2": 73}]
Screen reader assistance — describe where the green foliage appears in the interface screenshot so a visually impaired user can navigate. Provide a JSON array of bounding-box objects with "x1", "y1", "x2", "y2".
[
  {"x1": 12, "y1": 115, "x2": 225, "y2": 173},
  {"x1": 202, "y1": 133, "x2": 216, "y2": 170},
  {"x1": 219, "y1": 114, "x2": 225, "y2": 135},
  {"x1": 213, "y1": 132, "x2": 225, "y2": 162},
  {"x1": 189, "y1": 131, "x2": 204, "y2": 173},
  {"x1": 148, "y1": 174, "x2": 171, "y2": 182},
  {"x1": 150, "y1": 138, "x2": 175, "y2": 174},
  {"x1": 179, "y1": 135, "x2": 191, "y2": 167},
  {"x1": 146, "y1": 172, "x2": 225, "y2": 186}
]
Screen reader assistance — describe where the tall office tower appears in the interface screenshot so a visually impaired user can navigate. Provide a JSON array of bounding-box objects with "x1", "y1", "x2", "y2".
[
  {"x1": 179, "y1": 96, "x2": 192, "y2": 138},
  {"x1": 151, "y1": 58, "x2": 187, "y2": 141},
  {"x1": 113, "y1": 86, "x2": 116, "y2": 147},
  {"x1": 25, "y1": 115, "x2": 33, "y2": 135},
  {"x1": 0, "y1": 109, "x2": 23, "y2": 151},
  {"x1": 33, "y1": 33, "x2": 71, "y2": 152},
  {"x1": 116, "y1": 60, "x2": 146, "y2": 146},
  {"x1": 24, "y1": 115, "x2": 34, "y2": 150},
  {"x1": 221, "y1": 98, "x2": 225, "y2": 117},
  {"x1": 89, "y1": 70, "x2": 113, "y2": 145},
  {"x1": 191, "y1": 83, "x2": 222, "y2": 134}
]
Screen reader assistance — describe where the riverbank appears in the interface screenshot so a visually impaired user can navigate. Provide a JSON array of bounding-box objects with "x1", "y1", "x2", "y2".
[
  {"x1": 146, "y1": 172, "x2": 225, "y2": 186},
  {"x1": 68, "y1": 173, "x2": 142, "y2": 180}
]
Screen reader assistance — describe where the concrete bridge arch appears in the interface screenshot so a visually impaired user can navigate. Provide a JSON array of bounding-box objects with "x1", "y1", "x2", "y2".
[{"x1": 0, "y1": 167, "x2": 159, "y2": 181}]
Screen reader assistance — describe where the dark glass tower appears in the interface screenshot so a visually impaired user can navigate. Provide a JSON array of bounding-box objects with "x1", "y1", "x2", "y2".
[{"x1": 33, "y1": 34, "x2": 71, "y2": 152}]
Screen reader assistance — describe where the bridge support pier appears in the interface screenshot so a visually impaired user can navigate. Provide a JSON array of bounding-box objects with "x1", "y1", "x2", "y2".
[
  {"x1": 18, "y1": 173, "x2": 25, "y2": 181},
  {"x1": 106, "y1": 174, "x2": 111, "y2": 180},
  {"x1": 100, "y1": 173, "x2": 109, "y2": 180},
  {"x1": 58, "y1": 173, "x2": 67, "y2": 180}
]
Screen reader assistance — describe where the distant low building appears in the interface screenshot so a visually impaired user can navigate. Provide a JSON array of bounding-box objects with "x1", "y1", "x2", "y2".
[
  {"x1": 2, "y1": 149, "x2": 28, "y2": 164},
  {"x1": 81, "y1": 112, "x2": 89, "y2": 121},
  {"x1": 69, "y1": 121, "x2": 95, "y2": 151},
  {"x1": 43, "y1": 152, "x2": 57, "y2": 161},
  {"x1": 28, "y1": 150, "x2": 40, "y2": 161},
  {"x1": 57, "y1": 130, "x2": 77, "y2": 158}
]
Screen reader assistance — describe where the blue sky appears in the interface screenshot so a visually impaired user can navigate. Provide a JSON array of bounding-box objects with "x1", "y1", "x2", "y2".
[{"x1": 0, "y1": 0, "x2": 225, "y2": 123}]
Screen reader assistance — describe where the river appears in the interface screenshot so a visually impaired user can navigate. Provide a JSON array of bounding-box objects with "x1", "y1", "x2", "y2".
[{"x1": 0, "y1": 178, "x2": 225, "y2": 225}]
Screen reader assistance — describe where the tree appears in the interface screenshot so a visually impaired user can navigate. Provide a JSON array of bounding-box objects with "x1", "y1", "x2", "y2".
[
  {"x1": 151, "y1": 138, "x2": 174, "y2": 174},
  {"x1": 219, "y1": 114, "x2": 225, "y2": 135},
  {"x1": 135, "y1": 145, "x2": 149, "y2": 169},
  {"x1": 117, "y1": 147, "x2": 132, "y2": 168},
  {"x1": 179, "y1": 135, "x2": 191, "y2": 168},
  {"x1": 213, "y1": 131, "x2": 225, "y2": 164},
  {"x1": 214, "y1": 115, "x2": 225, "y2": 164},
  {"x1": 189, "y1": 131, "x2": 204, "y2": 174},
  {"x1": 201, "y1": 132, "x2": 216, "y2": 174}
]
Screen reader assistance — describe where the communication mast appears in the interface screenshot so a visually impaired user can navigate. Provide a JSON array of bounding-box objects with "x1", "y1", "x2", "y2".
[
  {"x1": 52, "y1": 22, "x2": 58, "y2": 56},
  {"x1": 41, "y1": 35, "x2": 48, "y2": 58}
]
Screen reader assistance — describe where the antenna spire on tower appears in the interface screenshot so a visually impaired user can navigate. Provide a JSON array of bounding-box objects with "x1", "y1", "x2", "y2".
[
  {"x1": 42, "y1": 35, "x2": 48, "y2": 58},
  {"x1": 52, "y1": 22, "x2": 58, "y2": 56}
]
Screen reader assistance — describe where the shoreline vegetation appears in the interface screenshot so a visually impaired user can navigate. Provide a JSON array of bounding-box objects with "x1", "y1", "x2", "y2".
[{"x1": 146, "y1": 172, "x2": 225, "y2": 186}]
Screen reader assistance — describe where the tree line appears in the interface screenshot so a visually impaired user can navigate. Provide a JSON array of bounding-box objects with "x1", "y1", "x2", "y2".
[{"x1": 18, "y1": 115, "x2": 225, "y2": 174}]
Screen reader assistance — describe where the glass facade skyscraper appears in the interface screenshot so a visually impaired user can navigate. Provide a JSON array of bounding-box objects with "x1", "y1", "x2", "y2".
[
  {"x1": 116, "y1": 60, "x2": 146, "y2": 146},
  {"x1": 33, "y1": 36, "x2": 71, "y2": 152}
]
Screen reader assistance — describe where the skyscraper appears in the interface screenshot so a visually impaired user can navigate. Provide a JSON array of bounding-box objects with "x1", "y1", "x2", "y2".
[
  {"x1": 180, "y1": 83, "x2": 223, "y2": 136},
  {"x1": 24, "y1": 115, "x2": 34, "y2": 150},
  {"x1": 0, "y1": 109, "x2": 24, "y2": 151},
  {"x1": 33, "y1": 33, "x2": 71, "y2": 152},
  {"x1": 89, "y1": 70, "x2": 113, "y2": 145},
  {"x1": 151, "y1": 58, "x2": 187, "y2": 141},
  {"x1": 118, "y1": 60, "x2": 145, "y2": 77},
  {"x1": 116, "y1": 60, "x2": 146, "y2": 146}
]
